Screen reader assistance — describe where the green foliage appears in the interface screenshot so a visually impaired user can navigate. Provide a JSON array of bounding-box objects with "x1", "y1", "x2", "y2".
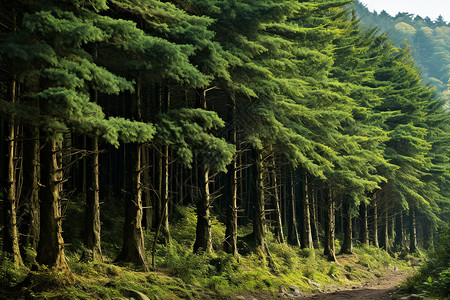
[
  {"x1": 156, "y1": 108, "x2": 235, "y2": 173},
  {"x1": 402, "y1": 227, "x2": 450, "y2": 298},
  {"x1": 0, "y1": 251, "x2": 28, "y2": 288}
]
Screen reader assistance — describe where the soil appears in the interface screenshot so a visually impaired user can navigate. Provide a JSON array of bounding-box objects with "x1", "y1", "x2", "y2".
[
  {"x1": 232, "y1": 268, "x2": 414, "y2": 300},
  {"x1": 295, "y1": 268, "x2": 411, "y2": 300}
]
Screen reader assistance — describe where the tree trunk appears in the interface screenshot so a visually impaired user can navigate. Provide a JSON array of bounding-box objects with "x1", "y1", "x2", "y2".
[
  {"x1": 382, "y1": 208, "x2": 389, "y2": 252},
  {"x1": 409, "y1": 208, "x2": 417, "y2": 253},
  {"x1": 287, "y1": 169, "x2": 300, "y2": 246},
  {"x1": 394, "y1": 211, "x2": 404, "y2": 251},
  {"x1": 117, "y1": 77, "x2": 148, "y2": 270},
  {"x1": 340, "y1": 196, "x2": 353, "y2": 254},
  {"x1": 359, "y1": 201, "x2": 369, "y2": 246},
  {"x1": 371, "y1": 195, "x2": 379, "y2": 247},
  {"x1": 323, "y1": 187, "x2": 337, "y2": 262},
  {"x1": 224, "y1": 98, "x2": 238, "y2": 258},
  {"x1": 21, "y1": 125, "x2": 40, "y2": 250},
  {"x1": 3, "y1": 77, "x2": 23, "y2": 268},
  {"x1": 194, "y1": 164, "x2": 213, "y2": 253},
  {"x1": 270, "y1": 152, "x2": 284, "y2": 244},
  {"x1": 117, "y1": 143, "x2": 148, "y2": 270},
  {"x1": 142, "y1": 145, "x2": 152, "y2": 230},
  {"x1": 301, "y1": 173, "x2": 313, "y2": 249},
  {"x1": 253, "y1": 148, "x2": 266, "y2": 253},
  {"x1": 36, "y1": 137, "x2": 68, "y2": 269},
  {"x1": 84, "y1": 135, "x2": 102, "y2": 261},
  {"x1": 310, "y1": 187, "x2": 320, "y2": 248}
]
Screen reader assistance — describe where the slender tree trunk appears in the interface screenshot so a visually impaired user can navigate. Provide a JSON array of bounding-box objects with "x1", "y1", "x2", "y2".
[
  {"x1": 117, "y1": 143, "x2": 148, "y2": 270},
  {"x1": 193, "y1": 88, "x2": 213, "y2": 253},
  {"x1": 382, "y1": 207, "x2": 389, "y2": 252},
  {"x1": 409, "y1": 208, "x2": 417, "y2": 253},
  {"x1": 287, "y1": 169, "x2": 300, "y2": 246},
  {"x1": 394, "y1": 211, "x2": 404, "y2": 251},
  {"x1": 340, "y1": 196, "x2": 353, "y2": 254},
  {"x1": 194, "y1": 164, "x2": 213, "y2": 253},
  {"x1": 21, "y1": 125, "x2": 40, "y2": 250},
  {"x1": 3, "y1": 78, "x2": 23, "y2": 268},
  {"x1": 359, "y1": 202, "x2": 369, "y2": 245},
  {"x1": 310, "y1": 187, "x2": 320, "y2": 248},
  {"x1": 371, "y1": 195, "x2": 379, "y2": 247},
  {"x1": 36, "y1": 137, "x2": 68, "y2": 269},
  {"x1": 224, "y1": 98, "x2": 238, "y2": 258},
  {"x1": 84, "y1": 135, "x2": 102, "y2": 261},
  {"x1": 142, "y1": 145, "x2": 153, "y2": 231},
  {"x1": 253, "y1": 148, "x2": 266, "y2": 254},
  {"x1": 301, "y1": 173, "x2": 313, "y2": 249},
  {"x1": 270, "y1": 152, "x2": 284, "y2": 244},
  {"x1": 324, "y1": 187, "x2": 337, "y2": 262},
  {"x1": 117, "y1": 77, "x2": 148, "y2": 270}
]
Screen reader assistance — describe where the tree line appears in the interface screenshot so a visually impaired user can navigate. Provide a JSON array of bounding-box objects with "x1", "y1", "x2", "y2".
[
  {"x1": 354, "y1": 1, "x2": 450, "y2": 109},
  {"x1": 1, "y1": 0, "x2": 449, "y2": 273}
]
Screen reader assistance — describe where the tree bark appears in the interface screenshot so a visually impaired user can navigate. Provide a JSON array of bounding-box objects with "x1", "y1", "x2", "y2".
[
  {"x1": 371, "y1": 195, "x2": 379, "y2": 247},
  {"x1": 253, "y1": 148, "x2": 266, "y2": 253},
  {"x1": 301, "y1": 173, "x2": 313, "y2": 249},
  {"x1": 310, "y1": 187, "x2": 320, "y2": 248},
  {"x1": 359, "y1": 201, "x2": 369, "y2": 246},
  {"x1": 194, "y1": 164, "x2": 213, "y2": 253},
  {"x1": 382, "y1": 208, "x2": 389, "y2": 252},
  {"x1": 270, "y1": 152, "x2": 284, "y2": 244},
  {"x1": 116, "y1": 76, "x2": 148, "y2": 270},
  {"x1": 84, "y1": 135, "x2": 102, "y2": 261},
  {"x1": 409, "y1": 208, "x2": 417, "y2": 253},
  {"x1": 394, "y1": 211, "x2": 404, "y2": 251},
  {"x1": 340, "y1": 196, "x2": 353, "y2": 254},
  {"x1": 117, "y1": 143, "x2": 148, "y2": 270},
  {"x1": 224, "y1": 98, "x2": 238, "y2": 258},
  {"x1": 36, "y1": 137, "x2": 68, "y2": 269},
  {"x1": 21, "y1": 125, "x2": 40, "y2": 251},
  {"x1": 3, "y1": 77, "x2": 23, "y2": 268},
  {"x1": 287, "y1": 169, "x2": 300, "y2": 246},
  {"x1": 323, "y1": 187, "x2": 337, "y2": 262}
]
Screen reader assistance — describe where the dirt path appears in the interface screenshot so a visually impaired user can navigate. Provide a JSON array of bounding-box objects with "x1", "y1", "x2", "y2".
[{"x1": 298, "y1": 269, "x2": 411, "y2": 300}]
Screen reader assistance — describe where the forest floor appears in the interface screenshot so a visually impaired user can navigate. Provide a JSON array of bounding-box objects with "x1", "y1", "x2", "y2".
[{"x1": 230, "y1": 268, "x2": 418, "y2": 300}]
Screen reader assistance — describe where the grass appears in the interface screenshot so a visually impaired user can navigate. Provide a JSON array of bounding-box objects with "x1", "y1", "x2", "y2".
[{"x1": 0, "y1": 206, "x2": 415, "y2": 299}]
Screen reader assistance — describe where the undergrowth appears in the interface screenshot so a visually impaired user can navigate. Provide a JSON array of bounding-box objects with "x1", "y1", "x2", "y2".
[
  {"x1": 0, "y1": 205, "x2": 414, "y2": 299},
  {"x1": 401, "y1": 226, "x2": 450, "y2": 299}
]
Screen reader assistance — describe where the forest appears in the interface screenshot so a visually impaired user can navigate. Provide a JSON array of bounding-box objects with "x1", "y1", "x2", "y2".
[
  {"x1": 354, "y1": 1, "x2": 450, "y2": 110},
  {"x1": 0, "y1": 0, "x2": 449, "y2": 299}
]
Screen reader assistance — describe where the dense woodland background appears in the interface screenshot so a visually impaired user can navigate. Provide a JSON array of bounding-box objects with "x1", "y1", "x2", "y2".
[
  {"x1": 354, "y1": 1, "x2": 450, "y2": 110},
  {"x1": 0, "y1": 0, "x2": 449, "y2": 289}
]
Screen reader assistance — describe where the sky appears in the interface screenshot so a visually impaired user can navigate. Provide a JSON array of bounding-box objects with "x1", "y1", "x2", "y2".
[{"x1": 359, "y1": 0, "x2": 450, "y2": 22}]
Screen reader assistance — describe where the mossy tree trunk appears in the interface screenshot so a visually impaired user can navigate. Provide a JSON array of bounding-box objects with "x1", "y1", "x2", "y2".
[
  {"x1": 253, "y1": 148, "x2": 266, "y2": 254},
  {"x1": 117, "y1": 76, "x2": 148, "y2": 271},
  {"x1": 371, "y1": 195, "x2": 379, "y2": 248},
  {"x1": 194, "y1": 88, "x2": 212, "y2": 253},
  {"x1": 84, "y1": 135, "x2": 102, "y2": 262},
  {"x1": 359, "y1": 201, "x2": 369, "y2": 245},
  {"x1": 36, "y1": 137, "x2": 68, "y2": 270},
  {"x1": 301, "y1": 172, "x2": 313, "y2": 249},
  {"x1": 3, "y1": 77, "x2": 23, "y2": 268},
  {"x1": 287, "y1": 169, "x2": 300, "y2": 246},
  {"x1": 224, "y1": 97, "x2": 238, "y2": 258},
  {"x1": 340, "y1": 196, "x2": 353, "y2": 254},
  {"x1": 310, "y1": 187, "x2": 320, "y2": 248},
  {"x1": 270, "y1": 150, "x2": 284, "y2": 244},
  {"x1": 194, "y1": 163, "x2": 213, "y2": 253},
  {"x1": 21, "y1": 125, "x2": 40, "y2": 251},
  {"x1": 409, "y1": 208, "x2": 417, "y2": 253},
  {"x1": 323, "y1": 186, "x2": 337, "y2": 262}
]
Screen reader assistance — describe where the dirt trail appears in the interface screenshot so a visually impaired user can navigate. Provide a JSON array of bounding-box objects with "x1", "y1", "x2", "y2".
[{"x1": 298, "y1": 269, "x2": 411, "y2": 300}]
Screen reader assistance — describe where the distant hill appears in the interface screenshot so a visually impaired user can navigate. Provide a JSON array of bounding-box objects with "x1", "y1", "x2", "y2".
[{"x1": 354, "y1": 1, "x2": 450, "y2": 109}]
